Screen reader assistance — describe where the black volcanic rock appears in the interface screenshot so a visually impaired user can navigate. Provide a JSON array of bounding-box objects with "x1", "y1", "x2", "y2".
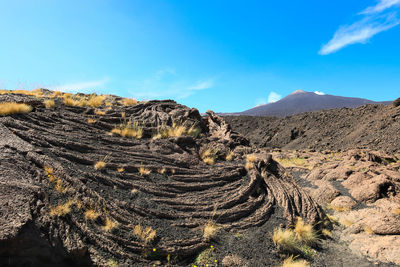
[
  {"x1": 241, "y1": 90, "x2": 391, "y2": 117},
  {"x1": 0, "y1": 91, "x2": 324, "y2": 266}
]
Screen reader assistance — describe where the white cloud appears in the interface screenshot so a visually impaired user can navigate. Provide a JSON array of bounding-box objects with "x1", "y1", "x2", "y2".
[
  {"x1": 360, "y1": 0, "x2": 400, "y2": 14},
  {"x1": 268, "y1": 92, "x2": 282, "y2": 103},
  {"x1": 50, "y1": 77, "x2": 110, "y2": 93},
  {"x1": 254, "y1": 97, "x2": 267, "y2": 107},
  {"x1": 314, "y1": 91, "x2": 325, "y2": 95},
  {"x1": 128, "y1": 69, "x2": 214, "y2": 100},
  {"x1": 319, "y1": 1, "x2": 400, "y2": 55}
]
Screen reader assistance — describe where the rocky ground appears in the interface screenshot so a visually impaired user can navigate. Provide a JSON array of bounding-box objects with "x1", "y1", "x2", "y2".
[
  {"x1": 269, "y1": 149, "x2": 400, "y2": 266},
  {"x1": 0, "y1": 90, "x2": 325, "y2": 267},
  {"x1": 1, "y1": 90, "x2": 399, "y2": 267},
  {"x1": 224, "y1": 103, "x2": 400, "y2": 152}
]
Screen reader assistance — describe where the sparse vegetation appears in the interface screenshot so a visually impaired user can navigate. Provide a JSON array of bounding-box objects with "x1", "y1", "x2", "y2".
[
  {"x1": 327, "y1": 204, "x2": 350, "y2": 212},
  {"x1": 122, "y1": 98, "x2": 138, "y2": 106},
  {"x1": 133, "y1": 224, "x2": 157, "y2": 244},
  {"x1": 95, "y1": 110, "x2": 106, "y2": 116},
  {"x1": 50, "y1": 199, "x2": 75, "y2": 217},
  {"x1": 94, "y1": 161, "x2": 106, "y2": 170},
  {"x1": 195, "y1": 248, "x2": 216, "y2": 266},
  {"x1": 281, "y1": 256, "x2": 310, "y2": 267},
  {"x1": 84, "y1": 209, "x2": 100, "y2": 221},
  {"x1": 117, "y1": 167, "x2": 125, "y2": 173},
  {"x1": 272, "y1": 227, "x2": 300, "y2": 253},
  {"x1": 44, "y1": 99, "x2": 55, "y2": 108},
  {"x1": 87, "y1": 118, "x2": 96, "y2": 124},
  {"x1": 225, "y1": 150, "x2": 235, "y2": 161},
  {"x1": 200, "y1": 148, "x2": 217, "y2": 165},
  {"x1": 138, "y1": 166, "x2": 151, "y2": 175},
  {"x1": 0, "y1": 102, "x2": 32, "y2": 116},
  {"x1": 107, "y1": 259, "x2": 119, "y2": 267},
  {"x1": 294, "y1": 217, "x2": 319, "y2": 246},
  {"x1": 276, "y1": 157, "x2": 312, "y2": 169},
  {"x1": 393, "y1": 208, "x2": 400, "y2": 215},
  {"x1": 87, "y1": 95, "x2": 106, "y2": 108},
  {"x1": 112, "y1": 120, "x2": 143, "y2": 139},
  {"x1": 340, "y1": 218, "x2": 354, "y2": 227},
  {"x1": 203, "y1": 222, "x2": 221, "y2": 240},
  {"x1": 363, "y1": 225, "x2": 374, "y2": 235},
  {"x1": 152, "y1": 122, "x2": 201, "y2": 139},
  {"x1": 102, "y1": 217, "x2": 118, "y2": 232},
  {"x1": 157, "y1": 167, "x2": 166, "y2": 174}
]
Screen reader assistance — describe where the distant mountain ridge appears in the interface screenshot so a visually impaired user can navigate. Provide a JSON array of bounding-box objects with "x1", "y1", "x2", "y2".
[{"x1": 240, "y1": 90, "x2": 392, "y2": 117}]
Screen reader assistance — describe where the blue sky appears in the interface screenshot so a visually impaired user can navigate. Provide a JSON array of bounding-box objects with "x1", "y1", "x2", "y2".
[{"x1": 0, "y1": 0, "x2": 399, "y2": 112}]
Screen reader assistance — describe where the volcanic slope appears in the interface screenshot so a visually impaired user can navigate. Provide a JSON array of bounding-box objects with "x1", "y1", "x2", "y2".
[
  {"x1": 0, "y1": 91, "x2": 324, "y2": 266},
  {"x1": 225, "y1": 103, "x2": 400, "y2": 152}
]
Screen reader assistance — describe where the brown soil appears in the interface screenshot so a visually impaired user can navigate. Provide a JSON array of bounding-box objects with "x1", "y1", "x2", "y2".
[
  {"x1": 225, "y1": 104, "x2": 400, "y2": 152},
  {"x1": 0, "y1": 91, "x2": 325, "y2": 267}
]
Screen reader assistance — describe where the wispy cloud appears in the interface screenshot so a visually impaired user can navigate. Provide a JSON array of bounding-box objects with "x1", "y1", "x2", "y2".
[
  {"x1": 268, "y1": 91, "x2": 282, "y2": 103},
  {"x1": 254, "y1": 97, "x2": 267, "y2": 107},
  {"x1": 128, "y1": 69, "x2": 214, "y2": 100},
  {"x1": 319, "y1": 1, "x2": 400, "y2": 55},
  {"x1": 360, "y1": 0, "x2": 400, "y2": 14},
  {"x1": 50, "y1": 77, "x2": 110, "y2": 92}
]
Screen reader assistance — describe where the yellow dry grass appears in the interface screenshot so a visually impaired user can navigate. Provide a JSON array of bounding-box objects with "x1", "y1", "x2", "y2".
[
  {"x1": 277, "y1": 157, "x2": 312, "y2": 169},
  {"x1": 340, "y1": 218, "x2": 354, "y2": 227},
  {"x1": 122, "y1": 98, "x2": 138, "y2": 106},
  {"x1": 84, "y1": 209, "x2": 100, "y2": 221},
  {"x1": 95, "y1": 110, "x2": 106, "y2": 116},
  {"x1": 245, "y1": 161, "x2": 254, "y2": 170},
  {"x1": 63, "y1": 97, "x2": 81, "y2": 107},
  {"x1": 157, "y1": 167, "x2": 166, "y2": 174},
  {"x1": 203, "y1": 157, "x2": 215, "y2": 165},
  {"x1": 44, "y1": 99, "x2": 55, "y2": 108},
  {"x1": 225, "y1": 151, "x2": 234, "y2": 161},
  {"x1": 101, "y1": 217, "x2": 119, "y2": 232},
  {"x1": 0, "y1": 102, "x2": 32, "y2": 116},
  {"x1": 245, "y1": 154, "x2": 257, "y2": 162},
  {"x1": 363, "y1": 225, "x2": 374, "y2": 235},
  {"x1": 294, "y1": 217, "x2": 319, "y2": 246},
  {"x1": 94, "y1": 161, "x2": 106, "y2": 170},
  {"x1": 393, "y1": 208, "x2": 400, "y2": 215},
  {"x1": 112, "y1": 121, "x2": 143, "y2": 139},
  {"x1": 272, "y1": 227, "x2": 300, "y2": 253},
  {"x1": 50, "y1": 199, "x2": 75, "y2": 217},
  {"x1": 138, "y1": 166, "x2": 151, "y2": 175},
  {"x1": 87, "y1": 118, "x2": 96, "y2": 124},
  {"x1": 153, "y1": 123, "x2": 201, "y2": 139},
  {"x1": 117, "y1": 167, "x2": 125, "y2": 173},
  {"x1": 203, "y1": 222, "x2": 221, "y2": 240},
  {"x1": 321, "y1": 229, "x2": 332, "y2": 238},
  {"x1": 133, "y1": 224, "x2": 157, "y2": 244},
  {"x1": 87, "y1": 95, "x2": 106, "y2": 108},
  {"x1": 200, "y1": 148, "x2": 217, "y2": 165},
  {"x1": 281, "y1": 256, "x2": 310, "y2": 267}
]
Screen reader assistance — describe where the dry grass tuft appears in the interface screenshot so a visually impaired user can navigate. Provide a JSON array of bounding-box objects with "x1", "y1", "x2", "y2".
[
  {"x1": 50, "y1": 199, "x2": 75, "y2": 217},
  {"x1": 281, "y1": 256, "x2": 310, "y2": 267},
  {"x1": 340, "y1": 218, "x2": 354, "y2": 227},
  {"x1": 321, "y1": 229, "x2": 332, "y2": 238},
  {"x1": 276, "y1": 157, "x2": 312, "y2": 170},
  {"x1": 87, "y1": 95, "x2": 106, "y2": 108},
  {"x1": 44, "y1": 99, "x2": 55, "y2": 108},
  {"x1": 122, "y1": 98, "x2": 138, "y2": 106},
  {"x1": 101, "y1": 217, "x2": 118, "y2": 232},
  {"x1": 294, "y1": 217, "x2": 319, "y2": 246},
  {"x1": 138, "y1": 166, "x2": 151, "y2": 176},
  {"x1": 87, "y1": 118, "x2": 96, "y2": 124},
  {"x1": 363, "y1": 225, "x2": 374, "y2": 235},
  {"x1": 203, "y1": 222, "x2": 221, "y2": 240},
  {"x1": 225, "y1": 151, "x2": 235, "y2": 161},
  {"x1": 84, "y1": 209, "x2": 100, "y2": 221},
  {"x1": 327, "y1": 204, "x2": 350, "y2": 212},
  {"x1": 0, "y1": 102, "x2": 32, "y2": 116},
  {"x1": 153, "y1": 122, "x2": 201, "y2": 139},
  {"x1": 112, "y1": 121, "x2": 143, "y2": 139},
  {"x1": 117, "y1": 167, "x2": 125, "y2": 173},
  {"x1": 393, "y1": 208, "x2": 400, "y2": 215},
  {"x1": 94, "y1": 161, "x2": 106, "y2": 170},
  {"x1": 272, "y1": 228, "x2": 300, "y2": 253},
  {"x1": 157, "y1": 167, "x2": 166, "y2": 174},
  {"x1": 245, "y1": 154, "x2": 257, "y2": 162},
  {"x1": 95, "y1": 110, "x2": 106, "y2": 116},
  {"x1": 133, "y1": 224, "x2": 157, "y2": 244},
  {"x1": 200, "y1": 148, "x2": 217, "y2": 165},
  {"x1": 245, "y1": 161, "x2": 254, "y2": 170}
]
